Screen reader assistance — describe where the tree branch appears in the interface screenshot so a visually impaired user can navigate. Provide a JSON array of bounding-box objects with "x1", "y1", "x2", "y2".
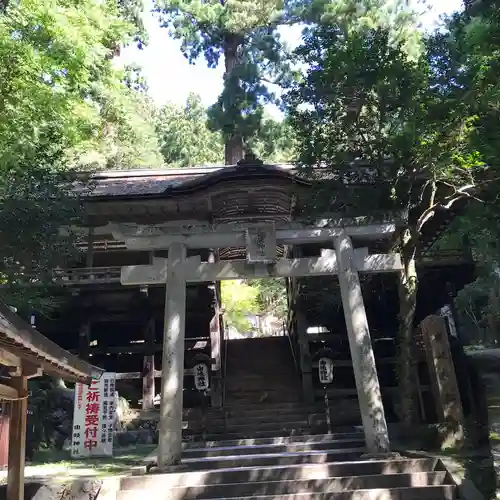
[{"x1": 416, "y1": 183, "x2": 477, "y2": 232}]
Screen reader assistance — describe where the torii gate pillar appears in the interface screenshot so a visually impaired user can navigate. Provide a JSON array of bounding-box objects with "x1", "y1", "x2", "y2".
[
  {"x1": 158, "y1": 242, "x2": 187, "y2": 468},
  {"x1": 334, "y1": 232, "x2": 390, "y2": 453}
]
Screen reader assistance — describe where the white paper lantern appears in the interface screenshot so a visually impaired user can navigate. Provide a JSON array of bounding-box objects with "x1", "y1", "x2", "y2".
[
  {"x1": 318, "y1": 357, "x2": 334, "y2": 384},
  {"x1": 193, "y1": 363, "x2": 209, "y2": 391}
]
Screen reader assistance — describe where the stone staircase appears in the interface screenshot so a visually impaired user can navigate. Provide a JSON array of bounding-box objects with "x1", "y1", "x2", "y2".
[
  {"x1": 122, "y1": 432, "x2": 458, "y2": 499},
  {"x1": 224, "y1": 336, "x2": 302, "y2": 405},
  {"x1": 183, "y1": 336, "x2": 337, "y2": 440},
  {"x1": 123, "y1": 336, "x2": 458, "y2": 499}
]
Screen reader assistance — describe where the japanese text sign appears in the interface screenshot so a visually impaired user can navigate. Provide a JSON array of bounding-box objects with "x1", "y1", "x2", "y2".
[{"x1": 71, "y1": 372, "x2": 116, "y2": 458}]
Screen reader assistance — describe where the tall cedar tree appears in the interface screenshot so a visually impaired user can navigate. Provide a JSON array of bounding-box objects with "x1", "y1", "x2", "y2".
[{"x1": 153, "y1": 0, "x2": 293, "y2": 164}]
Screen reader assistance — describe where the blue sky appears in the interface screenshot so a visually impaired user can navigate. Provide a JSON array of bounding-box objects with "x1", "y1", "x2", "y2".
[{"x1": 119, "y1": 0, "x2": 464, "y2": 110}]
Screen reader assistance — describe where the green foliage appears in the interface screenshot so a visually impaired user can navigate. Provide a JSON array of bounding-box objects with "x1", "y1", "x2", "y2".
[
  {"x1": 221, "y1": 279, "x2": 288, "y2": 334},
  {"x1": 0, "y1": 0, "x2": 162, "y2": 312},
  {"x1": 250, "y1": 278, "x2": 288, "y2": 320},
  {"x1": 247, "y1": 116, "x2": 297, "y2": 163},
  {"x1": 287, "y1": 23, "x2": 490, "y2": 228},
  {"x1": 81, "y1": 82, "x2": 164, "y2": 170},
  {"x1": 221, "y1": 280, "x2": 260, "y2": 333},
  {"x1": 156, "y1": 93, "x2": 225, "y2": 167},
  {"x1": 155, "y1": 93, "x2": 296, "y2": 166}
]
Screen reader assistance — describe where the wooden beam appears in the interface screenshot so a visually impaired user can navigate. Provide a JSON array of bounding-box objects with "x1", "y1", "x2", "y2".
[
  {"x1": 7, "y1": 375, "x2": 27, "y2": 500},
  {"x1": 121, "y1": 252, "x2": 403, "y2": 285},
  {"x1": 0, "y1": 384, "x2": 18, "y2": 400},
  {"x1": 115, "y1": 368, "x2": 196, "y2": 380},
  {"x1": 0, "y1": 349, "x2": 20, "y2": 370},
  {"x1": 63, "y1": 211, "x2": 406, "y2": 237},
  {"x1": 114, "y1": 222, "x2": 397, "y2": 251}
]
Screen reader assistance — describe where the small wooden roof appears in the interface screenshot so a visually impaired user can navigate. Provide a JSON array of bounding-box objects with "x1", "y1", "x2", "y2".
[{"x1": 0, "y1": 301, "x2": 103, "y2": 383}]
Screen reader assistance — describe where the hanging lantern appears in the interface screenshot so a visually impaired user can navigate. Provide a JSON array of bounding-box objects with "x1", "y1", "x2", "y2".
[
  {"x1": 193, "y1": 363, "x2": 209, "y2": 391},
  {"x1": 318, "y1": 357, "x2": 334, "y2": 384}
]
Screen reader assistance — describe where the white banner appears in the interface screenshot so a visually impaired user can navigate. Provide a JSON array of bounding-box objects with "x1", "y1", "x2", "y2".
[{"x1": 71, "y1": 372, "x2": 116, "y2": 458}]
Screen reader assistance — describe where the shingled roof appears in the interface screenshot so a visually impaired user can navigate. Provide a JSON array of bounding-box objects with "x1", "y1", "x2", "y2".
[
  {"x1": 0, "y1": 301, "x2": 103, "y2": 383},
  {"x1": 75, "y1": 160, "x2": 299, "y2": 199}
]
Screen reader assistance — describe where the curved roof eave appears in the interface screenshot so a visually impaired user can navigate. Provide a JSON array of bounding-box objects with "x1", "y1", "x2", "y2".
[{"x1": 80, "y1": 164, "x2": 311, "y2": 202}]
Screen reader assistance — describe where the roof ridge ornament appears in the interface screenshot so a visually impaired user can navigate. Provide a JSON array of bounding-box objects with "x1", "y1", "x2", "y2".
[{"x1": 237, "y1": 151, "x2": 264, "y2": 167}]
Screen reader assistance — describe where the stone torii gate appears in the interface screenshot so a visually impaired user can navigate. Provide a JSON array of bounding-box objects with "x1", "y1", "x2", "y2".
[{"x1": 115, "y1": 220, "x2": 403, "y2": 468}]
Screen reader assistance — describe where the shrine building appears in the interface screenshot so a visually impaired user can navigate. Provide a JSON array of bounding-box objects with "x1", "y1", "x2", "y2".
[{"x1": 29, "y1": 155, "x2": 474, "y2": 467}]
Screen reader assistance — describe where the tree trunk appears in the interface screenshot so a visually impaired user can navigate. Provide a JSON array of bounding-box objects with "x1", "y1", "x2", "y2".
[
  {"x1": 223, "y1": 35, "x2": 244, "y2": 165},
  {"x1": 225, "y1": 135, "x2": 244, "y2": 165},
  {"x1": 397, "y1": 227, "x2": 418, "y2": 426}
]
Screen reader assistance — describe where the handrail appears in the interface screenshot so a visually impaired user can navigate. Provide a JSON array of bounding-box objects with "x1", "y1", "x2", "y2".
[
  {"x1": 285, "y1": 313, "x2": 301, "y2": 377},
  {"x1": 222, "y1": 316, "x2": 228, "y2": 408}
]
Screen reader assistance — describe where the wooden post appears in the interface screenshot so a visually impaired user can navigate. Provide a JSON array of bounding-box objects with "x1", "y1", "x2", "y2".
[
  {"x1": 142, "y1": 318, "x2": 156, "y2": 411},
  {"x1": 7, "y1": 375, "x2": 27, "y2": 500},
  {"x1": 86, "y1": 227, "x2": 94, "y2": 269},
  {"x1": 78, "y1": 320, "x2": 91, "y2": 361},
  {"x1": 208, "y1": 250, "x2": 222, "y2": 408},
  {"x1": 140, "y1": 287, "x2": 155, "y2": 412},
  {"x1": 334, "y1": 232, "x2": 390, "y2": 453},
  {"x1": 158, "y1": 243, "x2": 187, "y2": 468},
  {"x1": 295, "y1": 310, "x2": 314, "y2": 404}
]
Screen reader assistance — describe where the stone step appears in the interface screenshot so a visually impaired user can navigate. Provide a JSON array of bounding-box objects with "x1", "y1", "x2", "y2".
[
  {"x1": 118, "y1": 472, "x2": 449, "y2": 500},
  {"x1": 225, "y1": 395, "x2": 302, "y2": 404},
  {"x1": 225, "y1": 383, "x2": 299, "y2": 392},
  {"x1": 184, "y1": 402, "x2": 320, "y2": 420},
  {"x1": 223, "y1": 420, "x2": 313, "y2": 434},
  {"x1": 223, "y1": 401, "x2": 318, "y2": 414},
  {"x1": 176, "y1": 447, "x2": 366, "y2": 470},
  {"x1": 186, "y1": 412, "x2": 313, "y2": 429},
  {"x1": 186, "y1": 409, "x2": 310, "y2": 424},
  {"x1": 183, "y1": 432, "x2": 365, "y2": 450},
  {"x1": 185, "y1": 418, "x2": 322, "y2": 434},
  {"x1": 214, "y1": 486, "x2": 457, "y2": 500},
  {"x1": 121, "y1": 458, "x2": 440, "y2": 490},
  {"x1": 196, "y1": 427, "x2": 328, "y2": 441},
  {"x1": 183, "y1": 438, "x2": 365, "y2": 458}
]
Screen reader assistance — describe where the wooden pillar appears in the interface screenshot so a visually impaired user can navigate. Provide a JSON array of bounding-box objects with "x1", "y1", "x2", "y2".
[
  {"x1": 85, "y1": 227, "x2": 94, "y2": 268},
  {"x1": 291, "y1": 246, "x2": 314, "y2": 404},
  {"x1": 140, "y1": 287, "x2": 155, "y2": 412},
  {"x1": 334, "y1": 232, "x2": 390, "y2": 453},
  {"x1": 78, "y1": 319, "x2": 91, "y2": 361},
  {"x1": 7, "y1": 375, "x2": 27, "y2": 500},
  {"x1": 158, "y1": 242, "x2": 187, "y2": 468},
  {"x1": 208, "y1": 250, "x2": 222, "y2": 408},
  {"x1": 295, "y1": 310, "x2": 314, "y2": 404},
  {"x1": 142, "y1": 318, "x2": 156, "y2": 411}
]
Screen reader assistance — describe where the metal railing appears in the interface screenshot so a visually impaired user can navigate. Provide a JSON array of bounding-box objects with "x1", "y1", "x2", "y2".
[
  {"x1": 284, "y1": 318, "x2": 301, "y2": 376},
  {"x1": 221, "y1": 317, "x2": 229, "y2": 408}
]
